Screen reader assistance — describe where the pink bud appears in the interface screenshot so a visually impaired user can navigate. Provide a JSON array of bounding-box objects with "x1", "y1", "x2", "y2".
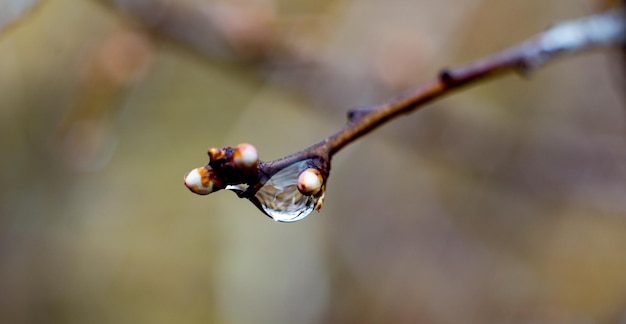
[
  {"x1": 297, "y1": 168, "x2": 323, "y2": 195},
  {"x1": 184, "y1": 167, "x2": 220, "y2": 195},
  {"x1": 233, "y1": 143, "x2": 258, "y2": 169}
]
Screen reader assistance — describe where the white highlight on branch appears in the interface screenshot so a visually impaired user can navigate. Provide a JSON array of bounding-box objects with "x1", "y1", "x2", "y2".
[{"x1": 530, "y1": 9, "x2": 625, "y2": 67}]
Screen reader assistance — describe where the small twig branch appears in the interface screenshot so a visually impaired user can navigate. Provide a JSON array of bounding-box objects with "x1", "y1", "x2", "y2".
[
  {"x1": 279, "y1": 10, "x2": 623, "y2": 159},
  {"x1": 261, "y1": 8, "x2": 625, "y2": 180},
  {"x1": 185, "y1": 8, "x2": 625, "y2": 220}
]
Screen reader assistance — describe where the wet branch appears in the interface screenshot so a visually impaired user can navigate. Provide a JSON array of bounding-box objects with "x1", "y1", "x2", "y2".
[
  {"x1": 185, "y1": 8, "x2": 625, "y2": 221},
  {"x1": 264, "y1": 8, "x2": 625, "y2": 177}
]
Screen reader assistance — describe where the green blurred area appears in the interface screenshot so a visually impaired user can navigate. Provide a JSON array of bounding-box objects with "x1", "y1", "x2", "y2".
[{"x1": 1, "y1": 0, "x2": 625, "y2": 323}]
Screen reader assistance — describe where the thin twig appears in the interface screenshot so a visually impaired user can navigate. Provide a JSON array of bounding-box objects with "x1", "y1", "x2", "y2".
[{"x1": 260, "y1": 8, "x2": 626, "y2": 183}]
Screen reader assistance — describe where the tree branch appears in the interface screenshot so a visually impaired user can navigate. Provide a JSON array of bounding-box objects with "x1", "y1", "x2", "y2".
[
  {"x1": 266, "y1": 9, "x2": 625, "y2": 176},
  {"x1": 184, "y1": 8, "x2": 625, "y2": 221}
]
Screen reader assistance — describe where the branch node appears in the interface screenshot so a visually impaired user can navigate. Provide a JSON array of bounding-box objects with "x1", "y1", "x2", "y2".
[
  {"x1": 347, "y1": 107, "x2": 375, "y2": 122},
  {"x1": 438, "y1": 68, "x2": 455, "y2": 86}
]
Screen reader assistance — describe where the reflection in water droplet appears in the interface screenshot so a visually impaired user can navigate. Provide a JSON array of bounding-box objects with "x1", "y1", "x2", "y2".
[
  {"x1": 254, "y1": 160, "x2": 321, "y2": 222},
  {"x1": 226, "y1": 184, "x2": 249, "y2": 192}
]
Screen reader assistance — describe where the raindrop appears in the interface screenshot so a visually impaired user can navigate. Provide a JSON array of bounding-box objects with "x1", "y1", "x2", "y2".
[{"x1": 252, "y1": 160, "x2": 322, "y2": 222}]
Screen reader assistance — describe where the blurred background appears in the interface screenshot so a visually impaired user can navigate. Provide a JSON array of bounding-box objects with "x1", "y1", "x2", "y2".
[{"x1": 1, "y1": 0, "x2": 625, "y2": 323}]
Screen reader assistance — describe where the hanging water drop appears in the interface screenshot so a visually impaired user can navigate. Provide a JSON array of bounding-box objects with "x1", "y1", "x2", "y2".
[{"x1": 252, "y1": 160, "x2": 324, "y2": 222}]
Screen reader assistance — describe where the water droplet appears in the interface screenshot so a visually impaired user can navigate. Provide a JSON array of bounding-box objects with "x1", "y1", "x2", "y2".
[{"x1": 253, "y1": 160, "x2": 321, "y2": 222}]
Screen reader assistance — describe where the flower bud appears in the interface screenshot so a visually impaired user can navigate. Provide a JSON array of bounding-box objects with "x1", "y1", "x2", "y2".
[
  {"x1": 207, "y1": 147, "x2": 225, "y2": 162},
  {"x1": 184, "y1": 166, "x2": 222, "y2": 195},
  {"x1": 233, "y1": 143, "x2": 258, "y2": 169},
  {"x1": 297, "y1": 168, "x2": 323, "y2": 196}
]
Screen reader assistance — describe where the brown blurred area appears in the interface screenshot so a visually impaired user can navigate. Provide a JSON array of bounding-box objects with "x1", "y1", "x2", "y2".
[{"x1": 1, "y1": 0, "x2": 625, "y2": 323}]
